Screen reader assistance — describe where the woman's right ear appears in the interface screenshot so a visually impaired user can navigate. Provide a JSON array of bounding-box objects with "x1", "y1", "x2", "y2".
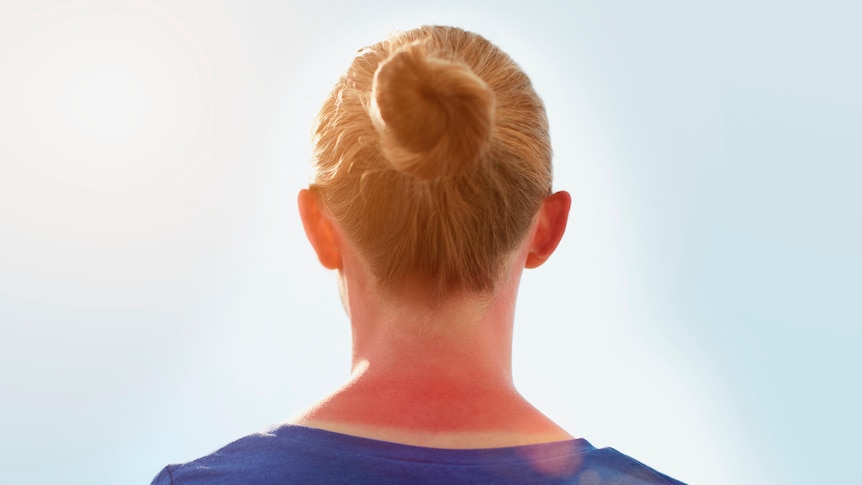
[{"x1": 298, "y1": 189, "x2": 342, "y2": 270}]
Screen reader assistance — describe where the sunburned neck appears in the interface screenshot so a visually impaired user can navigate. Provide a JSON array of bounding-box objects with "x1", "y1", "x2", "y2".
[
  {"x1": 293, "y1": 355, "x2": 572, "y2": 448},
  {"x1": 293, "y1": 269, "x2": 573, "y2": 448}
]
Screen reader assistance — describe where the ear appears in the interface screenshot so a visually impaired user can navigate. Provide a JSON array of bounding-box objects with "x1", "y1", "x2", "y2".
[
  {"x1": 298, "y1": 188, "x2": 342, "y2": 270},
  {"x1": 525, "y1": 191, "x2": 571, "y2": 269}
]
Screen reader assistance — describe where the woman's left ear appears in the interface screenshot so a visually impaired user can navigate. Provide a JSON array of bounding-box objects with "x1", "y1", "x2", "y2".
[
  {"x1": 525, "y1": 191, "x2": 571, "y2": 269},
  {"x1": 298, "y1": 188, "x2": 343, "y2": 270}
]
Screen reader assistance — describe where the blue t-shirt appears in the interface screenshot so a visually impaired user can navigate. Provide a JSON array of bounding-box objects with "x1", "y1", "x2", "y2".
[{"x1": 151, "y1": 425, "x2": 685, "y2": 484}]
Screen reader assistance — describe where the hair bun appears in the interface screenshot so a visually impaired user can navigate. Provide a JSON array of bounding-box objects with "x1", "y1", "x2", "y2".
[{"x1": 370, "y1": 43, "x2": 495, "y2": 180}]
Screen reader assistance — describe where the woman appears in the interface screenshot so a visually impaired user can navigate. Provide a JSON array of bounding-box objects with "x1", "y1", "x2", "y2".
[{"x1": 152, "y1": 25, "x2": 684, "y2": 484}]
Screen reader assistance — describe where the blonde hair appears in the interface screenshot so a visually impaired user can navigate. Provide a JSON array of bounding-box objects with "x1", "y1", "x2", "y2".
[{"x1": 310, "y1": 26, "x2": 552, "y2": 293}]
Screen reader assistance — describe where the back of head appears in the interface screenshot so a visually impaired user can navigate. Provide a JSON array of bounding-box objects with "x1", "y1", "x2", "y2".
[{"x1": 311, "y1": 26, "x2": 552, "y2": 294}]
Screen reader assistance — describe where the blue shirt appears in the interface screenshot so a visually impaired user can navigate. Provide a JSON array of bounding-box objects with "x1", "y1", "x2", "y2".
[{"x1": 151, "y1": 425, "x2": 685, "y2": 484}]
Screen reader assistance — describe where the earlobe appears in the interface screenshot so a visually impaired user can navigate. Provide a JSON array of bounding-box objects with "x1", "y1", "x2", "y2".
[
  {"x1": 525, "y1": 191, "x2": 571, "y2": 269},
  {"x1": 298, "y1": 188, "x2": 343, "y2": 270}
]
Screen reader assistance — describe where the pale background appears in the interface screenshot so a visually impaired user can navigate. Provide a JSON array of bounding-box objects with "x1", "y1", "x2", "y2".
[{"x1": 0, "y1": 1, "x2": 859, "y2": 484}]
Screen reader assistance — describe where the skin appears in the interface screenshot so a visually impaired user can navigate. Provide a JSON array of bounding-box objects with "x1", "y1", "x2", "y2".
[{"x1": 293, "y1": 188, "x2": 573, "y2": 449}]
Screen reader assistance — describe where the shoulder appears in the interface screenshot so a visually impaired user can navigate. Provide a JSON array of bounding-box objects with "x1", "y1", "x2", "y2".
[
  {"x1": 581, "y1": 446, "x2": 687, "y2": 485},
  {"x1": 149, "y1": 428, "x2": 307, "y2": 485},
  {"x1": 149, "y1": 425, "x2": 396, "y2": 485}
]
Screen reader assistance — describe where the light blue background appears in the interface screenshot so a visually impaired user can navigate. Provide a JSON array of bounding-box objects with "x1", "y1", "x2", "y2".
[{"x1": 0, "y1": 1, "x2": 859, "y2": 484}]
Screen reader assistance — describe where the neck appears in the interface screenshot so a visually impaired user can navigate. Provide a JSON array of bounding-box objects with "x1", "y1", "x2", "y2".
[
  {"x1": 293, "y1": 247, "x2": 572, "y2": 447},
  {"x1": 350, "y1": 279, "x2": 517, "y2": 388}
]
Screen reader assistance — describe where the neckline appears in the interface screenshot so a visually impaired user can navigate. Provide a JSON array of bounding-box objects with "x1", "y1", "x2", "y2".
[{"x1": 269, "y1": 424, "x2": 595, "y2": 464}]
